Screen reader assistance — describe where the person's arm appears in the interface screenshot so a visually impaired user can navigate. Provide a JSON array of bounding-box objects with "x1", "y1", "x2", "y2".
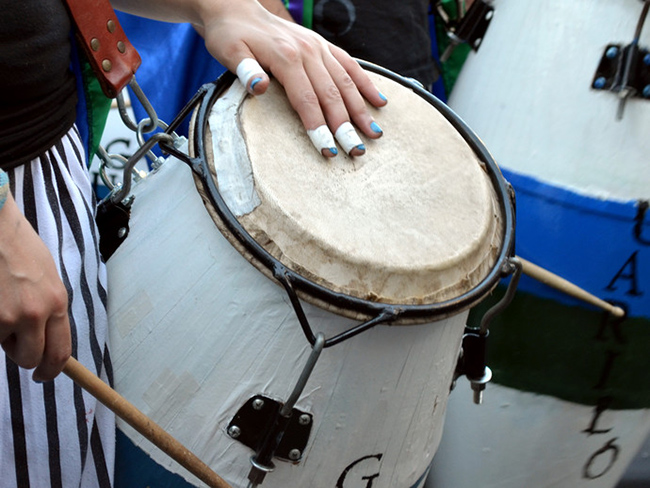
[
  {"x1": 111, "y1": 0, "x2": 386, "y2": 156},
  {"x1": 258, "y1": 0, "x2": 295, "y2": 23},
  {"x1": 0, "y1": 172, "x2": 71, "y2": 382}
]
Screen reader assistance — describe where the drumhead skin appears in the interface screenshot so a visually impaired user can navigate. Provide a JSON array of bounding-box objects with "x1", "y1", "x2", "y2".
[{"x1": 196, "y1": 70, "x2": 505, "y2": 320}]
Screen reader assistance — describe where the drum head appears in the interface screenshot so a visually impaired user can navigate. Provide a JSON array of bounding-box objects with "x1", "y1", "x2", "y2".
[{"x1": 191, "y1": 68, "x2": 508, "y2": 322}]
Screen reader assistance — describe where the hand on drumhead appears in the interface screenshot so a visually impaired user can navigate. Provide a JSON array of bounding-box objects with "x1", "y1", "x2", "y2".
[
  {"x1": 200, "y1": 2, "x2": 387, "y2": 157},
  {"x1": 0, "y1": 194, "x2": 72, "y2": 382}
]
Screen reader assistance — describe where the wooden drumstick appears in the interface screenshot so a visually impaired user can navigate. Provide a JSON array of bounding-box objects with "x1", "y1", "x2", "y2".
[
  {"x1": 63, "y1": 357, "x2": 232, "y2": 488},
  {"x1": 518, "y1": 257, "x2": 625, "y2": 318}
]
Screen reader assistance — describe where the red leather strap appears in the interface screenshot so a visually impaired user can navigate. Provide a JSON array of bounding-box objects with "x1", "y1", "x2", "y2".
[{"x1": 64, "y1": 0, "x2": 141, "y2": 98}]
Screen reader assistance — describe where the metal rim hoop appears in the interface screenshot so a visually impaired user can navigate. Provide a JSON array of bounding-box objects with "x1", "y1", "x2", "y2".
[{"x1": 188, "y1": 60, "x2": 516, "y2": 325}]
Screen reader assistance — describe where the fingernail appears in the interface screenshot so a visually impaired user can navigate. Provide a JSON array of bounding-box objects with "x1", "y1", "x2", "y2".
[
  {"x1": 350, "y1": 144, "x2": 366, "y2": 157},
  {"x1": 379, "y1": 92, "x2": 387, "y2": 102},
  {"x1": 321, "y1": 147, "x2": 338, "y2": 157},
  {"x1": 250, "y1": 77, "x2": 262, "y2": 91},
  {"x1": 370, "y1": 121, "x2": 383, "y2": 134}
]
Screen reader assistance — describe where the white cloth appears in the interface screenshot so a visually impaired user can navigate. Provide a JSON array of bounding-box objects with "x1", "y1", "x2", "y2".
[{"x1": 0, "y1": 127, "x2": 115, "y2": 488}]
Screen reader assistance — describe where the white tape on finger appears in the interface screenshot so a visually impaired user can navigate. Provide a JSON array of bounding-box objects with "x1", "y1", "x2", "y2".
[
  {"x1": 334, "y1": 122, "x2": 364, "y2": 155},
  {"x1": 307, "y1": 125, "x2": 337, "y2": 156},
  {"x1": 236, "y1": 58, "x2": 264, "y2": 92}
]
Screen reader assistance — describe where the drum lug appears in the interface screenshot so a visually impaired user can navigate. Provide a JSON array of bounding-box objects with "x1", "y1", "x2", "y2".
[
  {"x1": 591, "y1": 43, "x2": 650, "y2": 110},
  {"x1": 455, "y1": 330, "x2": 493, "y2": 405},
  {"x1": 438, "y1": 0, "x2": 495, "y2": 62},
  {"x1": 453, "y1": 257, "x2": 522, "y2": 404},
  {"x1": 233, "y1": 333, "x2": 324, "y2": 486},
  {"x1": 226, "y1": 395, "x2": 313, "y2": 464},
  {"x1": 591, "y1": 3, "x2": 650, "y2": 119},
  {"x1": 95, "y1": 196, "x2": 132, "y2": 260}
]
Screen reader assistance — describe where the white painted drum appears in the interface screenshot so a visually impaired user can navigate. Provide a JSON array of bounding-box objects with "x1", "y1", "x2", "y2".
[
  {"x1": 107, "y1": 68, "x2": 510, "y2": 487},
  {"x1": 427, "y1": 1, "x2": 650, "y2": 488},
  {"x1": 447, "y1": 0, "x2": 650, "y2": 202}
]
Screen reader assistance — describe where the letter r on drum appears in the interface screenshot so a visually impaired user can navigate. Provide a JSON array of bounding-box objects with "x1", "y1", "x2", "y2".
[{"x1": 337, "y1": 454, "x2": 383, "y2": 488}]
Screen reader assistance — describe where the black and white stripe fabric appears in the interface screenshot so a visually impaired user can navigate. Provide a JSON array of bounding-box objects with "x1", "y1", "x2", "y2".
[{"x1": 0, "y1": 127, "x2": 114, "y2": 488}]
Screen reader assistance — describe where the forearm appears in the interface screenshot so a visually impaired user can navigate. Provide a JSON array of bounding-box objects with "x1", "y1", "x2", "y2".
[
  {"x1": 110, "y1": 0, "x2": 258, "y2": 28},
  {"x1": 258, "y1": 0, "x2": 295, "y2": 22}
]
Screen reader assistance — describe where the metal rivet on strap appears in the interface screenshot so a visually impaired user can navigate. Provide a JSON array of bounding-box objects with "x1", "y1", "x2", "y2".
[
  {"x1": 107, "y1": 19, "x2": 116, "y2": 33},
  {"x1": 117, "y1": 41, "x2": 126, "y2": 54},
  {"x1": 102, "y1": 59, "x2": 112, "y2": 72},
  {"x1": 90, "y1": 38, "x2": 100, "y2": 52}
]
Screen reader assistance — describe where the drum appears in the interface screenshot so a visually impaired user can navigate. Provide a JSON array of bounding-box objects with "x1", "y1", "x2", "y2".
[
  {"x1": 427, "y1": 1, "x2": 650, "y2": 487},
  {"x1": 107, "y1": 65, "x2": 514, "y2": 488}
]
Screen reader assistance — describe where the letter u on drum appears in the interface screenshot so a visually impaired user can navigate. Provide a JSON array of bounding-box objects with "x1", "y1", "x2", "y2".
[{"x1": 107, "y1": 62, "x2": 514, "y2": 487}]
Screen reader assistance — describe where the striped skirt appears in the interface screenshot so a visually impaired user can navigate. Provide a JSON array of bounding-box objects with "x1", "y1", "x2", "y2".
[{"x1": 0, "y1": 127, "x2": 115, "y2": 487}]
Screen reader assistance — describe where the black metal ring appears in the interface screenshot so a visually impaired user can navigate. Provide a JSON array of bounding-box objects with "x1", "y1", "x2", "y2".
[{"x1": 189, "y1": 61, "x2": 516, "y2": 325}]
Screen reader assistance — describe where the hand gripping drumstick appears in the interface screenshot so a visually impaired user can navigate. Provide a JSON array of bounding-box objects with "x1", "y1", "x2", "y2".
[
  {"x1": 63, "y1": 358, "x2": 232, "y2": 488},
  {"x1": 518, "y1": 257, "x2": 625, "y2": 318}
]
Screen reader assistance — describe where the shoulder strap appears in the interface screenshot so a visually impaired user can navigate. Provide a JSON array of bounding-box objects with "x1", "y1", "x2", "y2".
[{"x1": 63, "y1": 0, "x2": 141, "y2": 98}]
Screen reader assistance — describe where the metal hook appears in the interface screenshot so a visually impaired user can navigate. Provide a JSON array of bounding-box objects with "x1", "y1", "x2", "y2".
[
  {"x1": 109, "y1": 132, "x2": 174, "y2": 204},
  {"x1": 128, "y1": 77, "x2": 159, "y2": 134}
]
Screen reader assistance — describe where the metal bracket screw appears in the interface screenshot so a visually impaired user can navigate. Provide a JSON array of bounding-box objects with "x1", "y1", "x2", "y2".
[{"x1": 228, "y1": 425, "x2": 241, "y2": 439}]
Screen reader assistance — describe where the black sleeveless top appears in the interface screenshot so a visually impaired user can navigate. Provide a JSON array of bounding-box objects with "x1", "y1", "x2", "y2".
[
  {"x1": 0, "y1": 0, "x2": 77, "y2": 169},
  {"x1": 312, "y1": 0, "x2": 437, "y2": 88}
]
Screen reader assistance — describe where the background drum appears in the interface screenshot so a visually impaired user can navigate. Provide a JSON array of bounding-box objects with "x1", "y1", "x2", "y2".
[
  {"x1": 107, "y1": 67, "x2": 514, "y2": 487},
  {"x1": 427, "y1": 1, "x2": 650, "y2": 487}
]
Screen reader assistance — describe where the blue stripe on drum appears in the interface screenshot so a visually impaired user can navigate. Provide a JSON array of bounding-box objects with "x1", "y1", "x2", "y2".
[
  {"x1": 115, "y1": 430, "x2": 195, "y2": 488},
  {"x1": 502, "y1": 167, "x2": 649, "y2": 319},
  {"x1": 463, "y1": 167, "x2": 650, "y2": 409}
]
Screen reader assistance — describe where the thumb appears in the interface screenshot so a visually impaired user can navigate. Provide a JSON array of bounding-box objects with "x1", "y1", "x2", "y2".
[{"x1": 235, "y1": 57, "x2": 270, "y2": 96}]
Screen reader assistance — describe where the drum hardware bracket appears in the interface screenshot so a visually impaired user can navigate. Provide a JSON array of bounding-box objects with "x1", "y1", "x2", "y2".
[
  {"x1": 437, "y1": 0, "x2": 495, "y2": 62},
  {"x1": 453, "y1": 257, "x2": 522, "y2": 404},
  {"x1": 94, "y1": 130, "x2": 175, "y2": 260},
  {"x1": 228, "y1": 333, "x2": 324, "y2": 487},
  {"x1": 226, "y1": 395, "x2": 313, "y2": 465},
  {"x1": 591, "y1": 43, "x2": 650, "y2": 118},
  {"x1": 591, "y1": 1, "x2": 650, "y2": 119},
  {"x1": 95, "y1": 195, "x2": 132, "y2": 261},
  {"x1": 273, "y1": 264, "x2": 399, "y2": 348}
]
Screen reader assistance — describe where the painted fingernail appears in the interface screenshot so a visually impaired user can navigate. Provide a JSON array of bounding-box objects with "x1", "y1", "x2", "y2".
[
  {"x1": 334, "y1": 122, "x2": 365, "y2": 156},
  {"x1": 370, "y1": 121, "x2": 383, "y2": 134},
  {"x1": 250, "y1": 77, "x2": 262, "y2": 91},
  {"x1": 308, "y1": 125, "x2": 337, "y2": 157},
  {"x1": 379, "y1": 92, "x2": 387, "y2": 102}
]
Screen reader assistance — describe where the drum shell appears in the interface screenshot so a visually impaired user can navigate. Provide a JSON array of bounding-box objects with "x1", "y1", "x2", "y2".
[
  {"x1": 427, "y1": 1, "x2": 650, "y2": 487},
  {"x1": 108, "y1": 154, "x2": 464, "y2": 488}
]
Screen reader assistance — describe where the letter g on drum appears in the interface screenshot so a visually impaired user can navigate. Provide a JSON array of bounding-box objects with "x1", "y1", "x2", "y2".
[{"x1": 337, "y1": 454, "x2": 383, "y2": 488}]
